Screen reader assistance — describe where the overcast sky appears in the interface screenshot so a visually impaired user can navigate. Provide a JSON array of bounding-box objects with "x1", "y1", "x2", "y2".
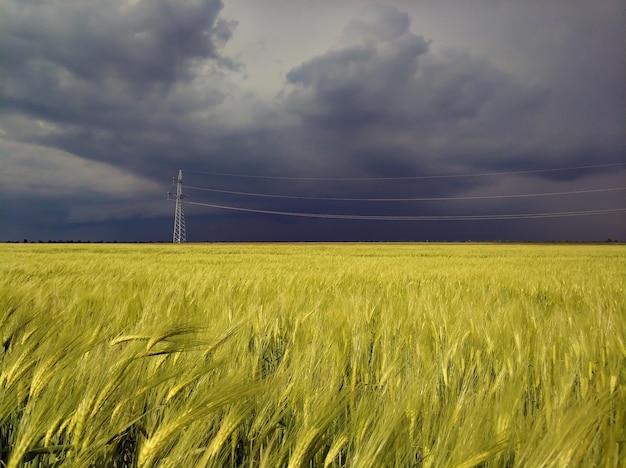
[{"x1": 1, "y1": 0, "x2": 624, "y2": 242}]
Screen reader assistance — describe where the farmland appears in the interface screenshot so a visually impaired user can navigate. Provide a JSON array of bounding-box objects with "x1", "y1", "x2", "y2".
[{"x1": 1, "y1": 243, "x2": 625, "y2": 467}]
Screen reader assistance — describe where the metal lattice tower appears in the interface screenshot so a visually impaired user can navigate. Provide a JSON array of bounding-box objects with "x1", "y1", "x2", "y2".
[{"x1": 169, "y1": 170, "x2": 187, "y2": 243}]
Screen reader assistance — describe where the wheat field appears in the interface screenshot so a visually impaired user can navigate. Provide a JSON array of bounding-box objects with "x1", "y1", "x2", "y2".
[{"x1": 0, "y1": 243, "x2": 624, "y2": 467}]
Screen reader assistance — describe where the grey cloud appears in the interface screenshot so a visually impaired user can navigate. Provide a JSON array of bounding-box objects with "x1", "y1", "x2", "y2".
[
  {"x1": 0, "y1": 0, "x2": 236, "y2": 134},
  {"x1": 342, "y1": 5, "x2": 411, "y2": 45},
  {"x1": 285, "y1": 10, "x2": 550, "y2": 179},
  {"x1": 0, "y1": 0, "x2": 240, "y2": 180},
  {"x1": 2, "y1": 0, "x2": 232, "y2": 85},
  {"x1": 287, "y1": 34, "x2": 431, "y2": 128}
]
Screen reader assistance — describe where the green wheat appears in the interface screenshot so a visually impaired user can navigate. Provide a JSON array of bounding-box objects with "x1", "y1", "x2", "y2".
[{"x1": 0, "y1": 243, "x2": 624, "y2": 466}]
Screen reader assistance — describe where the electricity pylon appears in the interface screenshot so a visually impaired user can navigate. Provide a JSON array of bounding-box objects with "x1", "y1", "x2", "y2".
[{"x1": 168, "y1": 170, "x2": 187, "y2": 243}]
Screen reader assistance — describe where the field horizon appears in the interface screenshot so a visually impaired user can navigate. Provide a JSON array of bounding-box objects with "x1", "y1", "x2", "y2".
[{"x1": 3, "y1": 240, "x2": 625, "y2": 246}]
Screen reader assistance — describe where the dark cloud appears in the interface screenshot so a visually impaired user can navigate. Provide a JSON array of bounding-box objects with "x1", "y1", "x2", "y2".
[
  {"x1": 285, "y1": 14, "x2": 552, "y2": 179},
  {"x1": 1, "y1": 0, "x2": 237, "y2": 178},
  {"x1": 2, "y1": 0, "x2": 234, "y2": 85},
  {"x1": 0, "y1": 1, "x2": 623, "y2": 242},
  {"x1": 281, "y1": 3, "x2": 624, "y2": 213}
]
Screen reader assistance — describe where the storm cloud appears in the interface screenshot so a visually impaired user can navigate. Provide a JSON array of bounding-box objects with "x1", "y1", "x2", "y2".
[
  {"x1": 0, "y1": 1, "x2": 623, "y2": 241},
  {"x1": 1, "y1": 0, "x2": 237, "y2": 170},
  {"x1": 284, "y1": 8, "x2": 549, "y2": 179}
]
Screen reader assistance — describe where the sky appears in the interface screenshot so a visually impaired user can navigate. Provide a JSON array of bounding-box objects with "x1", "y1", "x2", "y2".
[{"x1": 1, "y1": 0, "x2": 624, "y2": 242}]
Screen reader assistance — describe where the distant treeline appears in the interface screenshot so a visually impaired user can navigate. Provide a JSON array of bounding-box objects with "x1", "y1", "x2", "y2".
[
  {"x1": 2, "y1": 239, "x2": 624, "y2": 244},
  {"x1": 4, "y1": 239, "x2": 167, "y2": 244}
]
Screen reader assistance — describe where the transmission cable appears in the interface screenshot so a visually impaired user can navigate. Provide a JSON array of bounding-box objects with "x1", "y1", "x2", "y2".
[
  {"x1": 181, "y1": 201, "x2": 626, "y2": 221},
  {"x1": 183, "y1": 162, "x2": 624, "y2": 181},
  {"x1": 184, "y1": 185, "x2": 624, "y2": 202}
]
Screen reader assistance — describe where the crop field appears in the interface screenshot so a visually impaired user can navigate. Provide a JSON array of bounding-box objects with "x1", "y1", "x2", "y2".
[{"x1": 0, "y1": 243, "x2": 624, "y2": 467}]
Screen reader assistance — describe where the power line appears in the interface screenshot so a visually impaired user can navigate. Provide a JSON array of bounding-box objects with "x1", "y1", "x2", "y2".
[
  {"x1": 182, "y1": 200, "x2": 626, "y2": 221},
  {"x1": 183, "y1": 162, "x2": 624, "y2": 181},
  {"x1": 184, "y1": 185, "x2": 625, "y2": 202}
]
